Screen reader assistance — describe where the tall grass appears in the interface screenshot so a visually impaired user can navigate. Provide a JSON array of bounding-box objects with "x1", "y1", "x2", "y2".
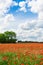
[{"x1": 0, "y1": 52, "x2": 43, "y2": 65}]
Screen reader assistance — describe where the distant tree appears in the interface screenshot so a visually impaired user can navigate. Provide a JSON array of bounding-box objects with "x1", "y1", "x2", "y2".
[
  {"x1": 4, "y1": 31, "x2": 17, "y2": 43},
  {"x1": 18, "y1": 40, "x2": 22, "y2": 43},
  {"x1": 0, "y1": 33, "x2": 6, "y2": 43}
]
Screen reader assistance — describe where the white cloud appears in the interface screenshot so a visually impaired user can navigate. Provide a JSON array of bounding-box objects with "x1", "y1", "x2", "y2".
[
  {"x1": 0, "y1": 0, "x2": 12, "y2": 16},
  {"x1": 28, "y1": 0, "x2": 43, "y2": 13},
  {"x1": 0, "y1": 14, "x2": 16, "y2": 32},
  {"x1": 0, "y1": 0, "x2": 18, "y2": 32},
  {"x1": 19, "y1": 7, "x2": 27, "y2": 12},
  {"x1": 19, "y1": 20, "x2": 37, "y2": 30},
  {"x1": 38, "y1": 12, "x2": 43, "y2": 20},
  {"x1": 28, "y1": 0, "x2": 39, "y2": 13},
  {"x1": 19, "y1": 1, "x2": 26, "y2": 7},
  {"x1": 12, "y1": 1, "x2": 18, "y2": 6},
  {"x1": 18, "y1": 0, "x2": 43, "y2": 14},
  {"x1": 28, "y1": 0, "x2": 43, "y2": 20},
  {"x1": 19, "y1": 1, "x2": 27, "y2": 12},
  {"x1": 0, "y1": 0, "x2": 43, "y2": 42},
  {"x1": 0, "y1": 0, "x2": 18, "y2": 16},
  {"x1": 16, "y1": 0, "x2": 42, "y2": 42},
  {"x1": 17, "y1": 19, "x2": 43, "y2": 42}
]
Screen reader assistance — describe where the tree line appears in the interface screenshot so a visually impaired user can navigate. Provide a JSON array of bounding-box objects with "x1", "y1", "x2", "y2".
[
  {"x1": 0, "y1": 31, "x2": 42, "y2": 43},
  {"x1": 0, "y1": 31, "x2": 17, "y2": 43}
]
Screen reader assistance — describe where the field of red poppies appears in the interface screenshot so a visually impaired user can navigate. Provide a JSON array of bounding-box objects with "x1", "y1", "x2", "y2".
[
  {"x1": 0, "y1": 43, "x2": 43, "y2": 65},
  {"x1": 0, "y1": 43, "x2": 43, "y2": 54}
]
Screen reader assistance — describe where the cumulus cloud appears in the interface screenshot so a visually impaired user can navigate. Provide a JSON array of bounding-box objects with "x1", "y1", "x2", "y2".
[
  {"x1": 18, "y1": 0, "x2": 43, "y2": 16},
  {"x1": 19, "y1": 1, "x2": 27, "y2": 12},
  {"x1": 17, "y1": 18, "x2": 43, "y2": 42},
  {"x1": 0, "y1": 0, "x2": 18, "y2": 16},
  {"x1": 19, "y1": 1, "x2": 26, "y2": 7},
  {"x1": 0, "y1": 0, "x2": 12, "y2": 16},
  {"x1": 12, "y1": 1, "x2": 18, "y2": 6},
  {"x1": 28, "y1": 0, "x2": 43, "y2": 13},
  {"x1": 16, "y1": 0, "x2": 43, "y2": 42},
  {"x1": 28, "y1": 0, "x2": 43, "y2": 20},
  {"x1": 38, "y1": 12, "x2": 43, "y2": 20},
  {"x1": 0, "y1": 0, "x2": 43, "y2": 42},
  {"x1": 0, "y1": 0, "x2": 18, "y2": 32},
  {"x1": 0, "y1": 14, "x2": 16, "y2": 32},
  {"x1": 19, "y1": 20, "x2": 37, "y2": 30}
]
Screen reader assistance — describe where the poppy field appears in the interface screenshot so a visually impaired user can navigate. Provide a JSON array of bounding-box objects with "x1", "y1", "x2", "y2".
[{"x1": 0, "y1": 43, "x2": 43, "y2": 65}]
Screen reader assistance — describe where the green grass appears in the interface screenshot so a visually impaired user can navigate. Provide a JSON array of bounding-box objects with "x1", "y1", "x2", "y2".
[{"x1": 0, "y1": 52, "x2": 43, "y2": 65}]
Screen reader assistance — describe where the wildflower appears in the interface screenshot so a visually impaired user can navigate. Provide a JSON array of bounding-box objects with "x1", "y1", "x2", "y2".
[
  {"x1": 40, "y1": 62, "x2": 43, "y2": 65},
  {"x1": 21, "y1": 63, "x2": 24, "y2": 65},
  {"x1": 2, "y1": 56, "x2": 8, "y2": 61},
  {"x1": 40, "y1": 58, "x2": 43, "y2": 61}
]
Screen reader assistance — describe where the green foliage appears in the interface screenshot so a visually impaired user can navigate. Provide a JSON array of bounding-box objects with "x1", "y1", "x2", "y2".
[
  {"x1": 0, "y1": 33, "x2": 6, "y2": 43},
  {"x1": 0, "y1": 31, "x2": 17, "y2": 43},
  {"x1": 0, "y1": 52, "x2": 43, "y2": 65}
]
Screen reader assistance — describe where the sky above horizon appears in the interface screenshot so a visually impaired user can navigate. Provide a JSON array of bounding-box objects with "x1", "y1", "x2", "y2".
[{"x1": 0, "y1": 0, "x2": 43, "y2": 42}]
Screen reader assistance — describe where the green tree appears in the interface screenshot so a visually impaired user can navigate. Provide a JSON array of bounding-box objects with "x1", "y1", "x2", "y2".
[
  {"x1": 4, "y1": 31, "x2": 17, "y2": 43},
  {"x1": 0, "y1": 33, "x2": 6, "y2": 43}
]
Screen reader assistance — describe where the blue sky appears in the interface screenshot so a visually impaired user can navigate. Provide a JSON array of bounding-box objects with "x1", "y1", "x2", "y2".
[{"x1": 0, "y1": 0, "x2": 43, "y2": 42}]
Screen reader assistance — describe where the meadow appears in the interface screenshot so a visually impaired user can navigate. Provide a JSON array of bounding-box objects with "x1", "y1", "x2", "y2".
[{"x1": 0, "y1": 43, "x2": 43, "y2": 65}]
